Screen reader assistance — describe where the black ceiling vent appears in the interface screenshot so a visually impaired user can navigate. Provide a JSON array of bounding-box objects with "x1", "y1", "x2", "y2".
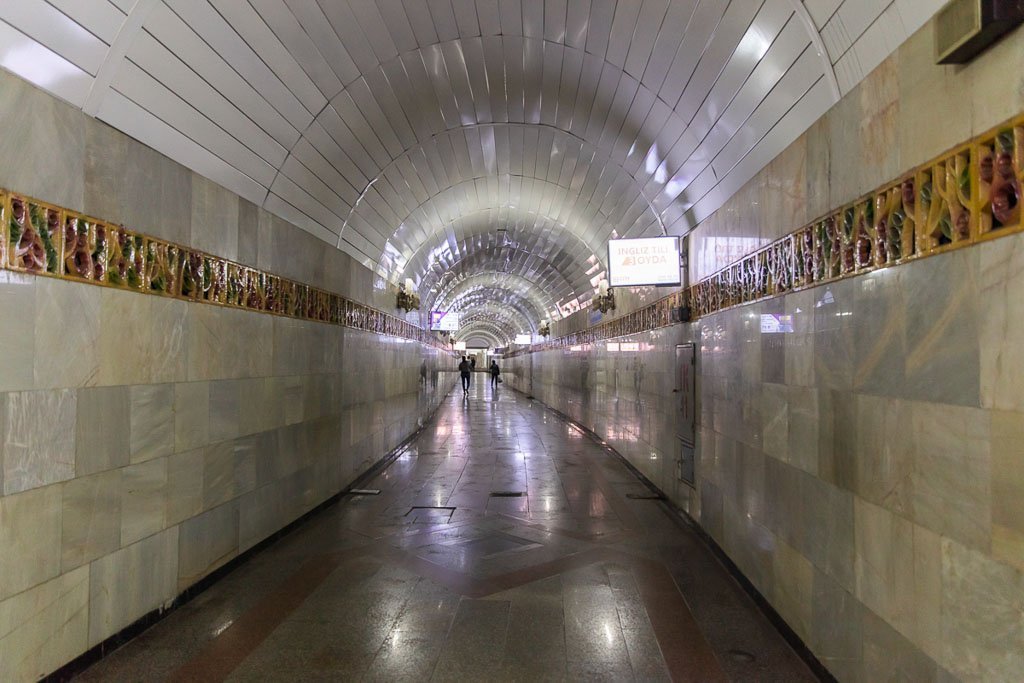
[{"x1": 935, "y1": 0, "x2": 1024, "y2": 64}]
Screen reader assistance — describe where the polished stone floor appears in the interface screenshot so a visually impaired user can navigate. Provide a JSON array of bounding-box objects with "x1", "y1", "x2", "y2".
[{"x1": 77, "y1": 381, "x2": 816, "y2": 682}]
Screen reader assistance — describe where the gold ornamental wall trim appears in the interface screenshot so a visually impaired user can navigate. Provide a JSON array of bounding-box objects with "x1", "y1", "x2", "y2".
[
  {"x1": 509, "y1": 111, "x2": 1023, "y2": 356},
  {"x1": 688, "y1": 112, "x2": 1024, "y2": 318},
  {"x1": 0, "y1": 190, "x2": 451, "y2": 351}
]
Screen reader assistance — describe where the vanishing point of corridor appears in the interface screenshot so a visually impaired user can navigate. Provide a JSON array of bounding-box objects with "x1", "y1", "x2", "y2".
[{"x1": 78, "y1": 381, "x2": 813, "y2": 682}]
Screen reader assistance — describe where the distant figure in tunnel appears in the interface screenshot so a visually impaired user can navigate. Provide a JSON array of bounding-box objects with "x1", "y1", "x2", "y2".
[
  {"x1": 459, "y1": 356, "x2": 471, "y2": 393},
  {"x1": 489, "y1": 360, "x2": 501, "y2": 388}
]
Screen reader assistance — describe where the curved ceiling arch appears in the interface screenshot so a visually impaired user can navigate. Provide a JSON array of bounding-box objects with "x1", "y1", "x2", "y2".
[
  {"x1": 375, "y1": 174, "x2": 620, "y2": 282},
  {"x1": 459, "y1": 321, "x2": 512, "y2": 346},
  {"x1": 351, "y1": 122, "x2": 669, "y2": 273},
  {"x1": 422, "y1": 242, "x2": 590, "y2": 315},
  {"x1": 401, "y1": 205, "x2": 604, "y2": 297},
  {"x1": 423, "y1": 245, "x2": 589, "y2": 317},
  {"x1": 448, "y1": 291, "x2": 540, "y2": 333},
  {"x1": 0, "y1": 0, "x2": 947, "y2": 336},
  {"x1": 457, "y1": 303, "x2": 533, "y2": 336},
  {"x1": 431, "y1": 272, "x2": 559, "y2": 323}
]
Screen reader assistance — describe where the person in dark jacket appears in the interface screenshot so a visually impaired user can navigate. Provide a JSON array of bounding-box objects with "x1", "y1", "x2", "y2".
[
  {"x1": 489, "y1": 360, "x2": 500, "y2": 388},
  {"x1": 459, "y1": 357, "x2": 471, "y2": 393}
]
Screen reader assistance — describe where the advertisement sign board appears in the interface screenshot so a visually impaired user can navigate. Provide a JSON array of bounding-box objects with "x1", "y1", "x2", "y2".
[
  {"x1": 429, "y1": 310, "x2": 460, "y2": 331},
  {"x1": 607, "y1": 237, "x2": 681, "y2": 287}
]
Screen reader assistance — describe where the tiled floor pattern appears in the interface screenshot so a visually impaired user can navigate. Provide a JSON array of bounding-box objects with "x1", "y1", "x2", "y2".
[{"x1": 77, "y1": 381, "x2": 816, "y2": 682}]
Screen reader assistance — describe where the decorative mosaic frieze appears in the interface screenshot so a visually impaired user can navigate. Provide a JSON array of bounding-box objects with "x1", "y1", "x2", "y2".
[
  {"x1": 504, "y1": 290, "x2": 688, "y2": 357},
  {"x1": 689, "y1": 113, "x2": 1023, "y2": 320},
  {"x1": 0, "y1": 189, "x2": 448, "y2": 350}
]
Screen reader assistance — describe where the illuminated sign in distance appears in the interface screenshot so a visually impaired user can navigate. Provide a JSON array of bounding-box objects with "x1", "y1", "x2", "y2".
[
  {"x1": 514, "y1": 334, "x2": 532, "y2": 345},
  {"x1": 429, "y1": 310, "x2": 460, "y2": 331},
  {"x1": 607, "y1": 237, "x2": 682, "y2": 287}
]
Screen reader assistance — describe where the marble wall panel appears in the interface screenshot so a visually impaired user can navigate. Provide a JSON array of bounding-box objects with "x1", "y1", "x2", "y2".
[
  {"x1": 190, "y1": 175, "x2": 239, "y2": 261},
  {"x1": 33, "y1": 279, "x2": 101, "y2": 389},
  {"x1": 61, "y1": 470, "x2": 121, "y2": 571},
  {"x1": 0, "y1": 485, "x2": 62, "y2": 601},
  {"x1": 84, "y1": 119, "x2": 192, "y2": 246},
  {"x1": 0, "y1": 72, "x2": 84, "y2": 210},
  {"x1": 810, "y1": 568, "x2": 862, "y2": 682},
  {"x1": 784, "y1": 289, "x2": 815, "y2": 387},
  {"x1": 802, "y1": 475, "x2": 855, "y2": 592},
  {"x1": 129, "y1": 384, "x2": 174, "y2": 463},
  {"x1": 75, "y1": 386, "x2": 130, "y2": 476},
  {"x1": 88, "y1": 527, "x2": 179, "y2": 647},
  {"x1": 786, "y1": 386, "x2": 818, "y2": 476},
  {"x1": 146, "y1": 297, "x2": 189, "y2": 385},
  {"x1": 967, "y1": 23, "x2": 1024, "y2": 134},
  {"x1": 0, "y1": 272, "x2": 36, "y2": 392},
  {"x1": 909, "y1": 401, "x2": 992, "y2": 551},
  {"x1": 812, "y1": 280, "x2": 856, "y2": 391},
  {"x1": 173, "y1": 381, "x2": 209, "y2": 453},
  {"x1": 851, "y1": 270, "x2": 906, "y2": 397},
  {"x1": 853, "y1": 498, "x2": 916, "y2": 635},
  {"x1": 941, "y1": 539, "x2": 1024, "y2": 681},
  {"x1": 760, "y1": 135, "x2": 808, "y2": 244},
  {"x1": 761, "y1": 384, "x2": 788, "y2": 461},
  {"x1": 853, "y1": 55, "x2": 901, "y2": 201},
  {"x1": 97, "y1": 289, "x2": 155, "y2": 387},
  {"x1": 0, "y1": 566, "x2": 89, "y2": 683},
  {"x1": 801, "y1": 117, "x2": 832, "y2": 223},
  {"x1": 897, "y1": 26, "x2": 976, "y2": 175},
  {"x1": 177, "y1": 501, "x2": 239, "y2": 592},
  {"x1": 901, "y1": 250, "x2": 980, "y2": 407},
  {"x1": 978, "y1": 234, "x2": 1024, "y2": 411},
  {"x1": 236, "y1": 199, "x2": 259, "y2": 266},
  {"x1": 991, "y1": 410, "x2": 1024, "y2": 572},
  {"x1": 203, "y1": 441, "x2": 238, "y2": 510},
  {"x1": 208, "y1": 379, "x2": 241, "y2": 443},
  {"x1": 120, "y1": 458, "x2": 167, "y2": 545},
  {"x1": 2, "y1": 389, "x2": 76, "y2": 495},
  {"x1": 238, "y1": 483, "x2": 285, "y2": 553},
  {"x1": 861, "y1": 608, "x2": 940, "y2": 683},
  {"x1": 851, "y1": 393, "x2": 913, "y2": 515},
  {"x1": 771, "y1": 538, "x2": 813, "y2": 642},
  {"x1": 165, "y1": 448, "x2": 204, "y2": 526}
]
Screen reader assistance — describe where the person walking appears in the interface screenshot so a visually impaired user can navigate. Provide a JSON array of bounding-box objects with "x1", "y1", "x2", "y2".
[
  {"x1": 459, "y1": 356, "x2": 471, "y2": 393},
  {"x1": 489, "y1": 360, "x2": 501, "y2": 388}
]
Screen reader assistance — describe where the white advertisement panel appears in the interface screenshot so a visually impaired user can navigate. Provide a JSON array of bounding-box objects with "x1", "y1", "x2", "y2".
[
  {"x1": 429, "y1": 310, "x2": 460, "y2": 331},
  {"x1": 607, "y1": 237, "x2": 681, "y2": 287}
]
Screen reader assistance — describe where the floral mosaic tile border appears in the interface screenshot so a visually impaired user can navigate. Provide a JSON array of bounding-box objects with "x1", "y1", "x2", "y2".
[{"x1": 0, "y1": 190, "x2": 449, "y2": 350}]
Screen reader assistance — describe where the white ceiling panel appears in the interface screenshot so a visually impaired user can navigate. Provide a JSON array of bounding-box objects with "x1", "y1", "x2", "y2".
[
  {"x1": 0, "y1": 0, "x2": 943, "y2": 328},
  {"x1": 0, "y1": 19, "x2": 94, "y2": 106},
  {"x1": 45, "y1": 0, "x2": 126, "y2": 45},
  {"x1": 0, "y1": 0, "x2": 109, "y2": 75}
]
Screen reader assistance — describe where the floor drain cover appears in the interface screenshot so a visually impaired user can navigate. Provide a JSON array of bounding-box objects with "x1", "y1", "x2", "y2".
[
  {"x1": 490, "y1": 491, "x2": 526, "y2": 497},
  {"x1": 726, "y1": 649, "x2": 756, "y2": 663},
  {"x1": 625, "y1": 492, "x2": 664, "y2": 500}
]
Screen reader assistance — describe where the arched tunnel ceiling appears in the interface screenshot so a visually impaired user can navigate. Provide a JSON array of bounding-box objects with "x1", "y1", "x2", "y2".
[{"x1": 1, "y1": 0, "x2": 945, "y2": 333}]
